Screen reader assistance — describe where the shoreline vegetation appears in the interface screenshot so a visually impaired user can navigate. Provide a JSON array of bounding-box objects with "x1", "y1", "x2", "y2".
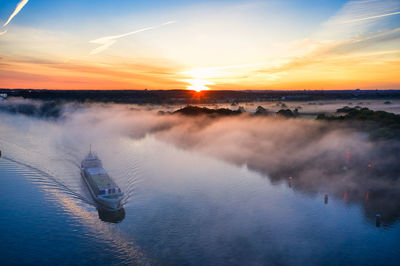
[
  {"x1": 1, "y1": 92, "x2": 399, "y2": 140},
  {"x1": 170, "y1": 105, "x2": 400, "y2": 140},
  {"x1": 1, "y1": 89, "x2": 400, "y2": 104},
  {"x1": 317, "y1": 107, "x2": 400, "y2": 140}
]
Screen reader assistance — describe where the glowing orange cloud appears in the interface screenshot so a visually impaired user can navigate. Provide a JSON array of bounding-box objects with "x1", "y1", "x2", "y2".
[{"x1": 0, "y1": 56, "x2": 186, "y2": 90}]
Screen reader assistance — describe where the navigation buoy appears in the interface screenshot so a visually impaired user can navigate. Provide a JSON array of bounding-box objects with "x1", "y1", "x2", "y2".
[
  {"x1": 324, "y1": 194, "x2": 328, "y2": 204},
  {"x1": 376, "y1": 214, "x2": 381, "y2": 227}
]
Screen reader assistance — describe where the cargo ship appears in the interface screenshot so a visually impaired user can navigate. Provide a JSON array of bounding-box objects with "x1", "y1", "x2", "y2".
[{"x1": 81, "y1": 149, "x2": 123, "y2": 210}]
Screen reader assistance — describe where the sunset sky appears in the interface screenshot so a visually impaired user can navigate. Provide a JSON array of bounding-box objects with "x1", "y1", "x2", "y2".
[{"x1": 0, "y1": 0, "x2": 399, "y2": 90}]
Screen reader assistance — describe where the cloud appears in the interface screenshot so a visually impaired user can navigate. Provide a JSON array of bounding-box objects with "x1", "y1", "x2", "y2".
[
  {"x1": 89, "y1": 40, "x2": 117, "y2": 55},
  {"x1": 248, "y1": 0, "x2": 400, "y2": 88},
  {"x1": 0, "y1": 53, "x2": 185, "y2": 90},
  {"x1": 261, "y1": 28, "x2": 400, "y2": 74},
  {"x1": 0, "y1": 30, "x2": 7, "y2": 35},
  {"x1": 89, "y1": 20, "x2": 177, "y2": 55},
  {"x1": 3, "y1": 0, "x2": 29, "y2": 27},
  {"x1": 317, "y1": 0, "x2": 400, "y2": 40},
  {"x1": 338, "y1": 10, "x2": 400, "y2": 24}
]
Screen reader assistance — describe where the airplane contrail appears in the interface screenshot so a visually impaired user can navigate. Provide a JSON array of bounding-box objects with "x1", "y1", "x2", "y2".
[
  {"x1": 89, "y1": 20, "x2": 177, "y2": 55},
  {"x1": 339, "y1": 10, "x2": 400, "y2": 24},
  {"x1": 3, "y1": 0, "x2": 29, "y2": 27}
]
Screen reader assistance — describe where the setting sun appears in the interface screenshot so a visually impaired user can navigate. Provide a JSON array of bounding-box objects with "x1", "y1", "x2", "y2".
[{"x1": 185, "y1": 79, "x2": 211, "y2": 92}]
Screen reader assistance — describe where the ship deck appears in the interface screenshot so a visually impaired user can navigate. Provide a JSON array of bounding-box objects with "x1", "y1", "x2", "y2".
[{"x1": 85, "y1": 167, "x2": 116, "y2": 189}]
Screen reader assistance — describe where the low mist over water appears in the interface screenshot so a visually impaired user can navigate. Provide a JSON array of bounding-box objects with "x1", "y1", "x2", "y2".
[{"x1": 1, "y1": 98, "x2": 400, "y2": 265}]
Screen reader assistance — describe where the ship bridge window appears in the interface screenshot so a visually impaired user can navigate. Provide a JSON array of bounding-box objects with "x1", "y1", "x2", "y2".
[{"x1": 99, "y1": 189, "x2": 105, "y2": 195}]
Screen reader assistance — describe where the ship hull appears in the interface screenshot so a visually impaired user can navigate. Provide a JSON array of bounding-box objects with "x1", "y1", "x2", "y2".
[{"x1": 81, "y1": 170, "x2": 123, "y2": 211}]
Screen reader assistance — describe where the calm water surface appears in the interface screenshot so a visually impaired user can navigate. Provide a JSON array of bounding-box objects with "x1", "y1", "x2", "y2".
[{"x1": 0, "y1": 111, "x2": 399, "y2": 265}]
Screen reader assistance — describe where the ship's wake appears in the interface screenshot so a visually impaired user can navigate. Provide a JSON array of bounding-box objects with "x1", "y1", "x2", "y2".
[
  {"x1": 1, "y1": 155, "x2": 93, "y2": 205},
  {"x1": 0, "y1": 133, "x2": 141, "y2": 214}
]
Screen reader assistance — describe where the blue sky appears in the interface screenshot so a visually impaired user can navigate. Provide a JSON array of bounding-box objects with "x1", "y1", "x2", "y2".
[{"x1": 0, "y1": 0, "x2": 347, "y2": 31}]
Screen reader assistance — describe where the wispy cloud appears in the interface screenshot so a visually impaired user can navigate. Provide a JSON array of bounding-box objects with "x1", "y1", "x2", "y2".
[
  {"x1": 338, "y1": 10, "x2": 400, "y2": 24},
  {"x1": 284, "y1": 0, "x2": 400, "y2": 66},
  {"x1": 0, "y1": 53, "x2": 185, "y2": 90},
  {"x1": 316, "y1": 0, "x2": 400, "y2": 40},
  {"x1": 3, "y1": 0, "x2": 29, "y2": 27},
  {"x1": 258, "y1": 27, "x2": 400, "y2": 75},
  {"x1": 0, "y1": 30, "x2": 7, "y2": 35},
  {"x1": 89, "y1": 20, "x2": 177, "y2": 55}
]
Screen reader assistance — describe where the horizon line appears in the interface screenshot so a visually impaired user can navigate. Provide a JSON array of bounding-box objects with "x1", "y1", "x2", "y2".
[{"x1": 1, "y1": 88, "x2": 400, "y2": 92}]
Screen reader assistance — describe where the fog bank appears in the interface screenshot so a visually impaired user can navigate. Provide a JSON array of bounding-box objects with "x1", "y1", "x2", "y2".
[{"x1": 1, "y1": 99, "x2": 400, "y2": 224}]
